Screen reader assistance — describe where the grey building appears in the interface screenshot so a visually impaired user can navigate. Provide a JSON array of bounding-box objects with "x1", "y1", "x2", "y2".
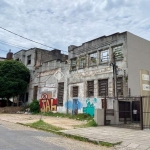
[{"x1": 67, "y1": 31, "x2": 150, "y2": 116}]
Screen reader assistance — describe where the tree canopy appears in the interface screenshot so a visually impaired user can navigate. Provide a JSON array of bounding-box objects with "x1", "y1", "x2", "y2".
[{"x1": 0, "y1": 60, "x2": 30, "y2": 99}]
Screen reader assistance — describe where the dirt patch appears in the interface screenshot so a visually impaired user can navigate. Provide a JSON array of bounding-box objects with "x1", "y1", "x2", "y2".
[{"x1": 0, "y1": 114, "x2": 86, "y2": 130}]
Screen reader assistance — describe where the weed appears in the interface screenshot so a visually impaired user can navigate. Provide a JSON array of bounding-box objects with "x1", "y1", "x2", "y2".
[{"x1": 27, "y1": 120, "x2": 64, "y2": 131}]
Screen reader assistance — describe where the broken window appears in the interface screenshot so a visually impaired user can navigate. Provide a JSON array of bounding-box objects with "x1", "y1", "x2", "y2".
[
  {"x1": 87, "y1": 81, "x2": 94, "y2": 97},
  {"x1": 100, "y1": 49, "x2": 109, "y2": 62},
  {"x1": 71, "y1": 58, "x2": 77, "y2": 70},
  {"x1": 113, "y1": 45, "x2": 123, "y2": 60},
  {"x1": 89, "y1": 52, "x2": 97, "y2": 66},
  {"x1": 27, "y1": 55, "x2": 31, "y2": 65},
  {"x1": 79, "y1": 56, "x2": 86, "y2": 69},
  {"x1": 98, "y1": 79, "x2": 108, "y2": 96},
  {"x1": 73, "y1": 86, "x2": 78, "y2": 97},
  {"x1": 33, "y1": 86, "x2": 38, "y2": 100},
  {"x1": 58, "y1": 82, "x2": 64, "y2": 106},
  {"x1": 117, "y1": 77, "x2": 123, "y2": 96}
]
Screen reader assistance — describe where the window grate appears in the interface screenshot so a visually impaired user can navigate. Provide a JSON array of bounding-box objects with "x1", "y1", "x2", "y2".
[
  {"x1": 87, "y1": 81, "x2": 94, "y2": 97},
  {"x1": 73, "y1": 86, "x2": 78, "y2": 97},
  {"x1": 58, "y1": 82, "x2": 64, "y2": 106},
  {"x1": 98, "y1": 79, "x2": 108, "y2": 96},
  {"x1": 117, "y1": 77, "x2": 123, "y2": 96}
]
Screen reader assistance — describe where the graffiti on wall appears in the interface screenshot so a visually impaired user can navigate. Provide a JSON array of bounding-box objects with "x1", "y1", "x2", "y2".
[
  {"x1": 83, "y1": 98, "x2": 98, "y2": 117},
  {"x1": 65, "y1": 99, "x2": 83, "y2": 114},
  {"x1": 40, "y1": 93, "x2": 58, "y2": 112}
]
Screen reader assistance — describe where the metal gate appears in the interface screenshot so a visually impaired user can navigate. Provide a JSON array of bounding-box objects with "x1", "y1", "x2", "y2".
[{"x1": 105, "y1": 96, "x2": 142, "y2": 130}]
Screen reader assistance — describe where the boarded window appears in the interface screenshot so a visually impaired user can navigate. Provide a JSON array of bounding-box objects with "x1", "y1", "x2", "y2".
[
  {"x1": 27, "y1": 55, "x2": 31, "y2": 65},
  {"x1": 87, "y1": 81, "x2": 94, "y2": 97},
  {"x1": 98, "y1": 79, "x2": 108, "y2": 96},
  {"x1": 33, "y1": 86, "x2": 38, "y2": 100},
  {"x1": 58, "y1": 82, "x2": 64, "y2": 106},
  {"x1": 79, "y1": 56, "x2": 86, "y2": 69},
  {"x1": 73, "y1": 86, "x2": 78, "y2": 97},
  {"x1": 89, "y1": 52, "x2": 97, "y2": 66},
  {"x1": 100, "y1": 49, "x2": 109, "y2": 62},
  {"x1": 117, "y1": 77, "x2": 123, "y2": 96}
]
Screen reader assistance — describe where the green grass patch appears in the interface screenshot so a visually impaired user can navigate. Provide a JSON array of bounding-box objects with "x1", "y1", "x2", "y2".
[
  {"x1": 27, "y1": 120, "x2": 64, "y2": 132},
  {"x1": 42, "y1": 112, "x2": 93, "y2": 121},
  {"x1": 74, "y1": 119, "x2": 98, "y2": 128}
]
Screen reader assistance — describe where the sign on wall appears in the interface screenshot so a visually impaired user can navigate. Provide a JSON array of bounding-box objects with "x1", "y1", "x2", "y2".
[{"x1": 39, "y1": 93, "x2": 58, "y2": 112}]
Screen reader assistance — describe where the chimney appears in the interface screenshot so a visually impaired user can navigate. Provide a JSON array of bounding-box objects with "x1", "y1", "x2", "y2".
[{"x1": 6, "y1": 49, "x2": 13, "y2": 60}]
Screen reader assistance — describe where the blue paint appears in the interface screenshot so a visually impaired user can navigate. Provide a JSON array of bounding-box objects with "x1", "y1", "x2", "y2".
[
  {"x1": 77, "y1": 101, "x2": 83, "y2": 109},
  {"x1": 65, "y1": 101, "x2": 72, "y2": 110},
  {"x1": 65, "y1": 99, "x2": 83, "y2": 110}
]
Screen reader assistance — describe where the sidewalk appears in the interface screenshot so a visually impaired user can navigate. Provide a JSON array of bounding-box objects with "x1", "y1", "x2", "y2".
[
  {"x1": 61, "y1": 126, "x2": 150, "y2": 150},
  {"x1": 1, "y1": 114, "x2": 150, "y2": 149}
]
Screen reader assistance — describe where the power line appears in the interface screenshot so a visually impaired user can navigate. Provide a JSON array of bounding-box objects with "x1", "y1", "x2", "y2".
[
  {"x1": 0, "y1": 26, "x2": 68, "y2": 53},
  {"x1": 0, "y1": 39, "x2": 28, "y2": 50}
]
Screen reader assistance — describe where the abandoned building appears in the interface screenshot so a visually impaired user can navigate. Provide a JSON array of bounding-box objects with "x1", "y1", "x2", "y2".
[
  {"x1": 13, "y1": 48, "x2": 68, "y2": 105},
  {"x1": 66, "y1": 31, "x2": 150, "y2": 120}
]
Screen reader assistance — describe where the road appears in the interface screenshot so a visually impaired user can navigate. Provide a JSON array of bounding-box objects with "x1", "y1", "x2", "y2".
[{"x1": 0, "y1": 120, "x2": 111, "y2": 150}]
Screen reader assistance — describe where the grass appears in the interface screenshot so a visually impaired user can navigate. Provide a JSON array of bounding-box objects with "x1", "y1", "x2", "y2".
[
  {"x1": 42, "y1": 112, "x2": 93, "y2": 121},
  {"x1": 74, "y1": 119, "x2": 98, "y2": 128},
  {"x1": 26, "y1": 120, "x2": 64, "y2": 132}
]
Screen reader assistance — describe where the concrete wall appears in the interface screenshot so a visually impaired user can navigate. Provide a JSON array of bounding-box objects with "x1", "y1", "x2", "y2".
[
  {"x1": 30, "y1": 60, "x2": 69, "y2": 113},
  {"x1": 127, "y1": 32, "x2": 150, "y2": 96},
  {"x1": 67, "y1": 32, "x2": 129, "y2": 116}
]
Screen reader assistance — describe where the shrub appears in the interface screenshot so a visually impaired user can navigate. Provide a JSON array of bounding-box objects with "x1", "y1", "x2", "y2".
[{"x1": 30, "y1": 100, "x2": 40, "y2": 113}]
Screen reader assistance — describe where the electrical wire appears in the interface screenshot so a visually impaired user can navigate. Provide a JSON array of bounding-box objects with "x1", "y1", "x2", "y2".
[{"x1": 0, "y1": 26, "x2": 68, "y2": 53}]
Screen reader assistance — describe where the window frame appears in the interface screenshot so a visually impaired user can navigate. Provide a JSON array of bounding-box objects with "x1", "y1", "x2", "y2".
[
  {"x1": 70, "y1": 58, "x2": 77, "y2": 71},
  {"x1": 57, "y1": 82, "x2": 64, "y2": 106},
  {"x1": 116, "y1": 76, "x2": 123, "y2": 96},
  {"x1": 89, "y1": 52, "x2": 97, "y2": 66},
  {"x1": 87, "y1": 80, "x2": 94, "y2": 97},
  {"x1": 72, "y1": 86, "x2": 79, "y2": 97},
  {"x1": 98, "y1": 79, "x2": 108, "y2": 97},
  {"x1": 100, "y1": 49, "x2": 109, "y2": 63},
  {"x1": 79, "y1": 56, "x2": 86, "y2": 69},
  {"x1": 27, "y1": 55, "x2": 31, "y2": 65},
  {"x1": 112, "y1": 45, "x2": 123, "y2": 61}
]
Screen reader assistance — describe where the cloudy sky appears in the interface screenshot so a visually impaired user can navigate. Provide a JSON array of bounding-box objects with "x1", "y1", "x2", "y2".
[{"x1": 0, "y1": 0, "x2": 150, "y2": 57}]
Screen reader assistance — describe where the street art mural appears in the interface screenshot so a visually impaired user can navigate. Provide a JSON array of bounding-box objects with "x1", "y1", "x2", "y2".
[
  {"x1": 40, "y1": 93, "x2": 58, "y2": 112},
  {"x1": 65, "y1": 97, "x2": 113, "y2": 116},
  {"x1": 83, "y1": 98, "x2": 98, "y2": 117},
  {"x1": 65, "y1": 98, "x2": 101, "y2": 116}
]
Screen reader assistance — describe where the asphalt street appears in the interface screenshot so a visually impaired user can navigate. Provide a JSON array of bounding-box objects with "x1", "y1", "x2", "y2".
[
  {"x1": 0, "y1": 123, "x2": 65, "y2": 150},
  {"x1": 0, "y1": 120, "x2": 109, "y2": 150}
]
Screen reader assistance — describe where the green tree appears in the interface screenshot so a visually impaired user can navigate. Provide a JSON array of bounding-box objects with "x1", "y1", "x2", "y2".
[{"x1": 0, "y1": 60, "x2": 30, "y2": 105}]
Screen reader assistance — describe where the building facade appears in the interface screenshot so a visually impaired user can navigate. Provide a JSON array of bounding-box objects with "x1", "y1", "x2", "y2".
[
  {"x1": 13, "y1": 48, "x2": 68, "y2": 105},
  {"x1": 13, "y1": 32, "x2": 150, "y2": 117},
  {"x1": 67, "y1": 31, "x2": 150, "y2": 116}
]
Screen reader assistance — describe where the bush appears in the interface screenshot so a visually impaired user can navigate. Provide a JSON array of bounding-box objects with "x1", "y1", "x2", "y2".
[{"x1": 29, "y1": 100, "x2": 40, "y2": 113}]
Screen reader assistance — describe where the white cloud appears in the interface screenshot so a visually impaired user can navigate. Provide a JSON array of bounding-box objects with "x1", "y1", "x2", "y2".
[{"x1": 0, "y1": 0, "x2": 150, "y2": 57}]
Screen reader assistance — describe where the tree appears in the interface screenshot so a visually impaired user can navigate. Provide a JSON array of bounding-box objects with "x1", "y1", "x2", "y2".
[{"x1": 0, "y1": 60, "x2": 30, "y2": 105}]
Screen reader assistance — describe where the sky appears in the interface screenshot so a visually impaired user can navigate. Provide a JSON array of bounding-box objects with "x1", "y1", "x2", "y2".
[{"x1": 0, "y1": 0, "x2": 150, "y2": 57}]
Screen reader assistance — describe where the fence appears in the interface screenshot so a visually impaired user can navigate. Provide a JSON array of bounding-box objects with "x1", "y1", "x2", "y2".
[{"x1": 104, "y1": 96, "x2": 150, "y2": 130}]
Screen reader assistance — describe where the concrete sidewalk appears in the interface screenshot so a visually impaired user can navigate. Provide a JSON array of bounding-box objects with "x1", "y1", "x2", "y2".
[{"x1": 61, "y1": 126, "x2": 150, "y2": 150}]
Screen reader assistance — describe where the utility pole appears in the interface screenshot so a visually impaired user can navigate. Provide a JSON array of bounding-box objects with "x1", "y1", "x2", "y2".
[{"x1": 111, "y1": 52, "x2": 118, "y2": 99}]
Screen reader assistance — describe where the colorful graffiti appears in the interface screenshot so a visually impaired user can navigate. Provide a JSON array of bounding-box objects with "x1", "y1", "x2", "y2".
[
  {"x1": 65, "y1": 99, "x2": 83, "y2": 114},
  {"x1": 83, "y1": 98, "x2": 97, "y2": 117},
  {"x1": 40, "y1": 93, "x2": 57, "y2": 112}
]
